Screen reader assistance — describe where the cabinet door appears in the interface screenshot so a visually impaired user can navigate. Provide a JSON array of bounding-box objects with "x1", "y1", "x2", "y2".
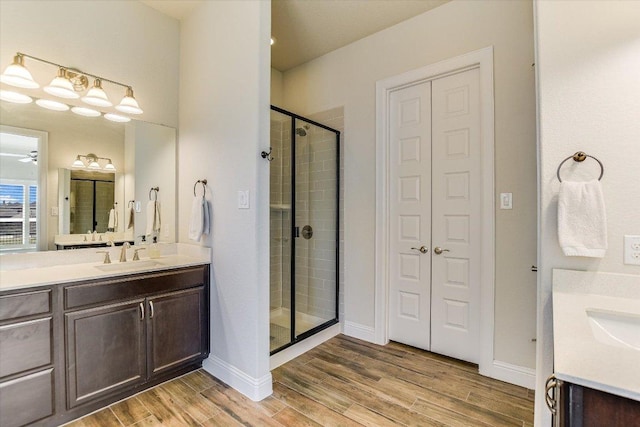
[
  {"x1": 66, "y1": 299, "x2": 146, "y2": 408},
  {"x1": 148, "y1": 287, "x2": 205, "y2": 376}
]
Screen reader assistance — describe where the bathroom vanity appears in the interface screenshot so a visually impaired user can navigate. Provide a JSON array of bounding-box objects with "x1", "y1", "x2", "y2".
[
  {"x1": 0, "y1": 245, "x2": 210, "y2": 427},
  {"x1": 549, "y1": 269, "x2": 640, "y2": 426}
]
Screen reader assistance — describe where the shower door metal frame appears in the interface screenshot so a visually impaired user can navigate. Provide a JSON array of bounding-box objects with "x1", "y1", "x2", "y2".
[{"x1": 270, "y1": 105, "x2": 340, "y2": 355}]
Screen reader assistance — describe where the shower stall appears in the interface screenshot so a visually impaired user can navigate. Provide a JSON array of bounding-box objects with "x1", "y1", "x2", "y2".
[{"x1": 269, "y1": 105, "x2": 340, "y2": 354}]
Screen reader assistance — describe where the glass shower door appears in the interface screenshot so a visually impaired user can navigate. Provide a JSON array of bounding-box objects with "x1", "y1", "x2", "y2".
[{"x1": 293, "y1": 119, "x2": 338, "y2": 339}]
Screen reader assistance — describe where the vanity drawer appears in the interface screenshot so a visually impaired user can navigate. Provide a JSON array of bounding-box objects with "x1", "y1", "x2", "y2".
[
  {"x1": 64, "y1": 265, "x2": 207, "y2": 309},
  {"x1": 0, "y1": 368, "x2": 54, "y2": 427},
  {"x1": 0, "y1": 289, "x2": 51, "y2": 322},
  {"x1": 0, "y1": 317, "x2": 52, "y2": 378}
]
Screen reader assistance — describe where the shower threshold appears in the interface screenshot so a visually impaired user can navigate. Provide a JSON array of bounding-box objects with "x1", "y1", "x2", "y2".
[{"x1": 270, "y1": 308, "x2": 329, "y2": 352}]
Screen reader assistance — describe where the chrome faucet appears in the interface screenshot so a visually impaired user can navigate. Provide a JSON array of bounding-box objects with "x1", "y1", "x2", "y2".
[{"x1": 119, "y1": 242, "x2": 131, "y2": 262}]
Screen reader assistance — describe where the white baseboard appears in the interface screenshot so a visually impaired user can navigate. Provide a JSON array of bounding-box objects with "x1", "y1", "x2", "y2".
[
  {"x1": 202, "y1": 355, "x2": 272, "y2": 401},
  {"x1": 480, "y1": 360, "x2": 536, "y2": 390},
  {"x1": 270, "y1": 323, "x2": 341, "y2": 370},
  {"x1": 343, "y1": 321, "x2": 377, "y2": 343}
]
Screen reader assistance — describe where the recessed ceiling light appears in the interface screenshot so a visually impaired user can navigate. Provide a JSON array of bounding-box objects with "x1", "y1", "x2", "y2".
[
  {"x1": 71, "y1": 106, "x2": 101, "y2": 117},
  {"x1": 36, "y1": 99, "x2": 70, "y2": 111}
]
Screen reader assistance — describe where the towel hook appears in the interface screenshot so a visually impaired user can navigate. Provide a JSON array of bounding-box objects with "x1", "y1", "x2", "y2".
[
  {"x1": 149, "y1": 187, "x2": 159, "y2": 201},
  {"x1": 194, "y1": 179, "x2": 208, "y2": 197},
  {"x1": 261, "y1": 147, "x2": 274, "y2": 162},
  {"x1": 556, "y1": 151, "x2": 604, "y2": 182}
]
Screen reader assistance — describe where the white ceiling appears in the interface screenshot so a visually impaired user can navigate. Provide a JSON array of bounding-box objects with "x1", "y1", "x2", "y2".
[{"x1": 140, "y1": 0, "x2": 450, "y2": 71}]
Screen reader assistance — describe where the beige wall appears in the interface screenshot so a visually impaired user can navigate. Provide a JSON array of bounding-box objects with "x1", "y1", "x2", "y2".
[
  {"x1": 281, "y1": 0, "x2": 537, "y2": 369},
  {"x1": 179, "y1": 0, "x2": 272, "y2": 399},
  {"x1": 271, "y1": 68, "x2": 284, "y2": 107},
  {"x1": 535, "y1": 1, "x2": 640, "y2": 424}
]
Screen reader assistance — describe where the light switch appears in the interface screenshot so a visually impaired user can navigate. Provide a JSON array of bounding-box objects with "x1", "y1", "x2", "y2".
[
  {"x1": 238, "y1": 190, "x2": 250, "y2": 209},
  {"x1": 500, "y1": 192, "x2": 513, "y2": 210},
  {"x1": 135, "y1": 201, "x2": 141, "y2": 213}
]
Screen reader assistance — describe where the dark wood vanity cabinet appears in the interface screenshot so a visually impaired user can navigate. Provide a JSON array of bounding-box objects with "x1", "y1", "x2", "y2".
[
  {"x1": 64, "y1": 266, "x2": 209, "y2": 411},
  {"x1": 557, "y1": 381, "x2": 640, "y2": 427},
  {"x1": 0, "y1": 264, "x2": 209, "y2": 427},
  {"x1": 0, "y1": 289, "x2": 55, "y2": 427}
]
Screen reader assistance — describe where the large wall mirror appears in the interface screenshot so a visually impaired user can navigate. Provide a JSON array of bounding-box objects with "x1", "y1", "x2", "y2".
[{"x1": 0, "y1": 100, "x2": 176, "y2": 252}]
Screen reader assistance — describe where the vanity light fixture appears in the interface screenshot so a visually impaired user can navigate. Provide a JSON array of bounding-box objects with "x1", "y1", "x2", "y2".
[
  {"x1": 0, "y1": 52, "x2": 143, "y2": 115},
  {"x1": 71, "y1": 106, "x2": 101, "y2": 117},
  {"x1": 115, "y1": 87, "x2": 143, "y2": 115},
  {"x1": 0, "y1": 90, "x2": 32, "y2": 104},
  {"x1": 0, "y1": 54, "x2": 39, "y2": 89},
  {"x1": 104, "y1": 113, "x2": 131, "y2": 123},
  {"x1": 71, "y1": 153, "x2": 116, "y2": 172},
  {"x1": 44, "y1": 68, "x2": 80, "y2": 99},
  {"x1": 81, "y1": 79, "x2": 112, "y2": 107},
  {"x1": 35, "y1": 99, "x2": 70, "y2": 111}
]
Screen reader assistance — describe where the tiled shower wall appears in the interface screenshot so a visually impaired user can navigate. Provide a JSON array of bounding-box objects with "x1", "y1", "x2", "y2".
[{"x1": 269, "y1": 107, "x2": 344, "y2": 324}]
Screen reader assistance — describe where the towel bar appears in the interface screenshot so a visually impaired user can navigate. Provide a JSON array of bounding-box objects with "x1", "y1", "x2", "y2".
[{"x1": 556, "y1": 151, "x2": 604, "y2": 182}]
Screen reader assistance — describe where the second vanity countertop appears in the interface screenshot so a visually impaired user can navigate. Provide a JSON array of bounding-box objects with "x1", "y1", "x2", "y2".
[
  {"x1": 0, "y1": 243, "x2": 211, "y2": 292},
  {"x1": 553, "y1": 269, "x2": 640, "y2": 401}
]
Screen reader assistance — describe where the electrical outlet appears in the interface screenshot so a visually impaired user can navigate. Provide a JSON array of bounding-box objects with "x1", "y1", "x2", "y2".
[
  {"x1": 50, "y1": 206, "x2": 59, "y2": 216},
  {"x1": 623, "y1": 235, "x2": 640, "y2": 266}
]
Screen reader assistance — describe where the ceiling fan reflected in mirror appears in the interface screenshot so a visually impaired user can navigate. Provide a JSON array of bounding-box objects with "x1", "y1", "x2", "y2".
[{"x1": 18, "y1": 150, "x2": 38, "y2": 164}]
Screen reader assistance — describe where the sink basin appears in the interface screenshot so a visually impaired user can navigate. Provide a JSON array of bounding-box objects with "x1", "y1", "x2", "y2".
[
  {"x1": 587, "y1": 308, "x2": 640, "y2": 351},
  {"x1": 95, "y1": 260, "x2": 162, "y2": 273}
]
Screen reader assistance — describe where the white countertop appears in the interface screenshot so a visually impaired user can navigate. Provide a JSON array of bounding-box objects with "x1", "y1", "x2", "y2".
[
  {"x1": 552, "y1": 269, "x2": 640, "y2": 401},
  {"x1": 0, "y1": 243, "x2": 211, "y2": 292}
]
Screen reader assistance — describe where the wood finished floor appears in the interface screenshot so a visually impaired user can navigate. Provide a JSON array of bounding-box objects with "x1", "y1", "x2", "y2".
[{"x1": 66, "y1": 335, "x2": 534, "y2": 427}]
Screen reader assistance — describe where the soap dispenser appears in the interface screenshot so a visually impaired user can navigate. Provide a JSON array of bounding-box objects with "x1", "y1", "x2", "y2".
[{"x1": 149, "y1": 236, "x2": 161, "y2": 259}]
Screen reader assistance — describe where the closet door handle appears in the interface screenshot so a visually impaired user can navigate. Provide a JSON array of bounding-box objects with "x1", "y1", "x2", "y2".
[
  {"x1": 149, "y1": 301, "x2": 155, "y2": 319},
  {"x1": 433, "y1": 247, "x2": 450, "y2": 255},
  {"x1": 139, "y1": 302, "x2": 145, "y2": 320},
  {"x1": 411, "y1": 246, "x2": 428, "y2": 254}
]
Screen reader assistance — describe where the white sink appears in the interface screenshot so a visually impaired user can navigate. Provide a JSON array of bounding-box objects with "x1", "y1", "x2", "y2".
[
  {"x1": 587, "y1": 308, "x2": 640, "y2": 351},
  {"x1": 95, "y1": 260, "x2": 162, "y2": 273}
]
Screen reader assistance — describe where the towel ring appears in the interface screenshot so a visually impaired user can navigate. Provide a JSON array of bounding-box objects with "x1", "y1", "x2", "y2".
[
  {"x1": 194, "y1": 179, "x2": 208, "y2": 197},
  {"x1": 149, "y1": 187, "x2": 159, "y2": 201},
  {"x1": 556, "y1": 152, "x2": 604, "y2": 182}
]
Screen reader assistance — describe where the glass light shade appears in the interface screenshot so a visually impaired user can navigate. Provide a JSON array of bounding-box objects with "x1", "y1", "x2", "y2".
[
  {"x1": 0, "y1": 90, "x2": 33, "y2": 104},
  {"x1": 103, "y1": 160, "x2": 116, "y2": 171},
  {"x1": 44, "y1": 69, "x2": 79, "y2": 99},
  {"x1": 71, "y1": 106, "x2": 100, "y2": 117},
  {"x1": 71, "y1": 155, "x2": 85, "y2": 168},
  {"x1": 81, "y1": 79, "x2": 112, "y2": 107},
  {"x1": 0, "y1": 55, "x2": 39, "y2": 89},
  {"x1": 87, "y1": 159, "x2": 101, "y2": 169},
  {"x1": 104, "y1": 113, "x2": 131, "y2": 123},
  {"x1": 36, "y1": 99, "x2": 69, "y2": 111},
  {"x1": 115, "y1": 87, "x2": 143, "y2": 114}
]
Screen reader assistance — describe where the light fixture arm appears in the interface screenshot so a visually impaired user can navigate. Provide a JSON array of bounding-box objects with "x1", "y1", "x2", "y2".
[{"x1": 17, "y1": 52, "x2": 132, "y2": 90}]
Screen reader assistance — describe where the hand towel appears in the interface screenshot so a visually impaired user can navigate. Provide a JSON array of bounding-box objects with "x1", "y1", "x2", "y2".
[
  {"x1": 203, "y1": 199, "x2": 210, "y2": 237},
  {"x1": 127, "y1": 207, "x2": 135, "y2": 229},
  {"x1": 558, "y1": 180, "x2": 607, "y2": 257},
  {"x1": 189, "y1": 197, "x2": 205, "y2": 241},
  {"x1": 108, "y1": 208, "x2": 118, "y2": 231},
  {"x1": 146, "y1": 201, "x2": 161, "y2": 236}
]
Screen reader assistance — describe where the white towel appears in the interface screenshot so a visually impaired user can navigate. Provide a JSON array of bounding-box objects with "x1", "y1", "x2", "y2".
[
  {"x1": 146, "y1": 201, "x2": 161, "y2": 236},
  {"x1": 203, "y1": 199, "x2": 210, "y2": 237},
  {"x1": 189, "y1": 197, "x2": 206, "y2": 241},
  {"x1": 127, "y1": 207, "x2": 135, "y2": 229},
  {"x1": 108, "y1": 208, "x2": 118, "y2": 231},
  {"x1": 558, "y1": 180, "x2": 607, "y2": 257}
]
